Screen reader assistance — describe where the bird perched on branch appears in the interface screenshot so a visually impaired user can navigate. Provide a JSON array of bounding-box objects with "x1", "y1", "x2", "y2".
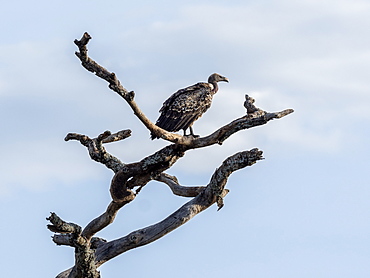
[{"x1": 151, "y1": 73, "x2": 229, "y2": 140}]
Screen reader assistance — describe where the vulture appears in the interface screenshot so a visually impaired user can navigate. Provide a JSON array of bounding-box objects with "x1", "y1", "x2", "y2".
[{"x1": 151, "y1": 73, "x2": 229, "y2": 140}]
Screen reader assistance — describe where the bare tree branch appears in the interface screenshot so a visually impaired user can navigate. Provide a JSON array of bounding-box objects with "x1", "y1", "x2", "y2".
[
  {"x1": 197, "y1": 107, "x2": 294, "y2": 147},
  {"x1": 155, "y1": 173, "x2": 205, "y2": 197},
  {"x1": 53, "y1": 148, "x2": 262, "y2": 277},
  {"x1": 65, "y1": 130, "x2": 130, "y2": 173},
  {"x1": 101, "y1": 130, "x2": 132, "y2": 144},
  {"x1": 47, "y1": 212, "x2": 82, "y2": 234},
  {"x1": 95, "y1": 148, "x2": 262, "y2": 265},
  {"x1": 109, "y1": 143, "x2": 187, "y2": 201},
  {"x1": 189, "y1": 95, "x2": 294, "y2": 147},
  {"x1": 52, "y1": 234, "x2": 76, "y2": 247},
  {"x1": 74, "y1": 32, "x2": 182, "y2": 144},
  {"x1": 47, "y1": 213, "x2": 100, "y2": 278},
  {"x1": 81, "y1": 199, "x2": 135, "y2": 240}
]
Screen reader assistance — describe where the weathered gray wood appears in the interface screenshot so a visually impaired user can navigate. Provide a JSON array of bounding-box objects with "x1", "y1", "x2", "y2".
[
  {"x1": 64, "y1": 130, "x2": 130, "y2": 173},
  {"x1": 47, "y1": 212, "x2": 100, "y2": 278},
  {"x1": 155, "y1": 173, "x2": 205, "y2": 197},
  {"x1": 54, "y1": 149, "x2": 262, "y2": 277},
  {"x1": 96, "y1": 149, "x2": 262, "y2": 264}
]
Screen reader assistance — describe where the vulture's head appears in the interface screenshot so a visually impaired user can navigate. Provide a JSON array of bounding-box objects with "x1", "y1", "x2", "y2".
[{"x1": 208, "y1": 73, "x2": 229, "y2": 83}]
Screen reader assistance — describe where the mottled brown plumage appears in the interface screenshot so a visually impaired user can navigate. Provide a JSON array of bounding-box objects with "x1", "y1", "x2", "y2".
[{"x1": 151, "y1": 73, "x2": 228, "y2": 139}]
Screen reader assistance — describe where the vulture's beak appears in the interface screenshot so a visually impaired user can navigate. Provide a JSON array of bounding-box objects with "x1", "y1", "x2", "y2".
[{"x1": 223, "y1": 77, "x2": 229, "y2": 83}]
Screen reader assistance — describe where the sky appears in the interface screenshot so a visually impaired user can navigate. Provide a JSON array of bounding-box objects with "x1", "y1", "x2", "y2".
[{"x1": 1, "y1": 0, "x2": 370, "y2": 277}]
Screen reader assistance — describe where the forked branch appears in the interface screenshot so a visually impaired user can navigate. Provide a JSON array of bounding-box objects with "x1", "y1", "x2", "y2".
[{"x1": 65, "y1": 130, "x2": 131, "y2": 173}]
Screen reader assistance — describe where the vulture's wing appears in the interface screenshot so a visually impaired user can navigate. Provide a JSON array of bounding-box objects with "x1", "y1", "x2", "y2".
[
  {"x1": 159, "y1": 83, "x2": 210, "y2": 113},
  {"x1": 155, "y1": 82, "x2": 214, "y2": 133}
]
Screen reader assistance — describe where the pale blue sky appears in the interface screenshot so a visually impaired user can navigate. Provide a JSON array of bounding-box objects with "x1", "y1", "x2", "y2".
[{"x1": 1, "y1": 1, "x2": 370, "y2": 277}]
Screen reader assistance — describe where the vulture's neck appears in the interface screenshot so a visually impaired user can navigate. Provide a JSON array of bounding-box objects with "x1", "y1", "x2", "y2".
[{"x1": 210, "y1": 81, "x2": 218, "y2": 94}]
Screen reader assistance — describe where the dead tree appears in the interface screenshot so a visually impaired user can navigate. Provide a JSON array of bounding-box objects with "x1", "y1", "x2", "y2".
[{"x1": 47, "y1": 32, "x2": 294, "y2": 278}]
